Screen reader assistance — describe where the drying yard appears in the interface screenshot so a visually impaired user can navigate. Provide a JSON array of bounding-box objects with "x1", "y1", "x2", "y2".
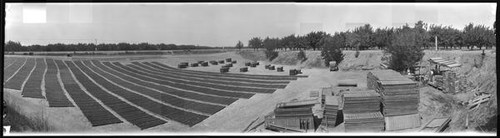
[{"x1": 3, "y1": 50, "x2": 496, "y2": 134}]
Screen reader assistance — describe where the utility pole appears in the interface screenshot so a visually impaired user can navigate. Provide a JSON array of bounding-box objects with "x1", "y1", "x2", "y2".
[
  {"x1": 94, "y1": 39, "x2": 97, "y2": 54},
  {"x1": 435, "y1": 36, "x2": 438, "y2": 51}
]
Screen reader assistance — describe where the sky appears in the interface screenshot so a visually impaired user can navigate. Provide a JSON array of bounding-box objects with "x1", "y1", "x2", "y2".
[{"x1": 4, "y1": 3, "x2": 497, "y2": 46}]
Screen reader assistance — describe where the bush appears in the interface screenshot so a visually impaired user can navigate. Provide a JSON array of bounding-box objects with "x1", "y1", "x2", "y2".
[
  {"x1": 264, "y1": 49, "x2": 279, "y2": 61},
  {"x1": 297, "y1": 50, "x2": 307, "y2": 62},
  {"x1": 320, "y1": 35, "x2": 345, "y2": 67},
  {"x1": 384, "y1": 27, "x2": 425, "y2": 72}
]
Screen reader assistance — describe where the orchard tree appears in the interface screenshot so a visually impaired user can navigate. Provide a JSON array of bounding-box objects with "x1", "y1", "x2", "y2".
[
  {"x1": 344, "y1": 31, "x2": 356, "y2": 50},
  {"x1": 463, "y1": 23, "x2": 495, "y2": 50},
  {"x1": 248, "y1": 37, "x2": 263, "y2": 50},
  {"x1": 413, "y1": 21, "x2": 432, "y2": 50},
  {"x1": 373, "y1": 27, "x2": 394, "y2": 50},
  {"x1": 320, "y1": 33, "x2": 345, "y2": 67},
  {"x1": 263, "y1": 37, "x2": 280, "y2": 61},
  {"x1": 280, "y1": 34, "x2": 296, "y2": 50},
  {"x1": 235, "y1": 41, "x2": 244, "y2": 50},
  {"x1": 4, "y1": 41, "x2": 24, "y2": 51},
  {"x1": 384, "y1": 24, "x2": 425, "y2": 72},
  {"x1": 351, "y1": 24, "x2": 374, "y2": 50},
  {"x1": 294, "y1": 36, "x2": 308, "y2": 50},
  {"x1": 305, "y1": 31, "x2": 328, "y2": 51}
]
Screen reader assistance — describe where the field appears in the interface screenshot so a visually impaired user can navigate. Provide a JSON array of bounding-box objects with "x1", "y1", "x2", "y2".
[
  {"x1": 3, "y1": 52, "x2": 308, "y2": 132},
  {"x1": 3, "y1": 49, "x2": 496, "y2": 133}
]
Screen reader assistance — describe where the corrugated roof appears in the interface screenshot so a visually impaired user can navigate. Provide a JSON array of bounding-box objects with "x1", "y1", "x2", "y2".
[{"x1": 429, "y1": 57, "x2": 461, "y2": 68}]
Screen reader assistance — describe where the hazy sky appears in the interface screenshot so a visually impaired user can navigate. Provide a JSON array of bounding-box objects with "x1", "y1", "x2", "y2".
[{"x1": 5, "y1": 3, "x2": 496, "y2": 46}]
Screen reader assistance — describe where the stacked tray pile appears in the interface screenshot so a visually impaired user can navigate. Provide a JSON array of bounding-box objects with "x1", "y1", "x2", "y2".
[
  {"x1": 344, "y1": 112, "x2": 384, "y2": 132},
  {"x1": 342, "y1": 90, "x2": 381, "y2": 114}
]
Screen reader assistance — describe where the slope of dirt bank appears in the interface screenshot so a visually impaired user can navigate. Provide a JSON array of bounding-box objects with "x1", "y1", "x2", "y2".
[{"x1": 236, "y1": 49, "x2": 497, "y2": 133}]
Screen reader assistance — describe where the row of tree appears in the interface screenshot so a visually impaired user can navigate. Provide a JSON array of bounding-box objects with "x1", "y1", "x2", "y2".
[
  {"x1": 319, "y1": 21, "x2": 429, "y2": 72},
  {"x1": 248, "y1": 20, "x2": 496, "y2": 72},
  {"x1": 4, "y1": 41, "x2": 215, "y2": 52},
  {"x1": 245, "y1": 21, "x2": 496, "y2": 51}
]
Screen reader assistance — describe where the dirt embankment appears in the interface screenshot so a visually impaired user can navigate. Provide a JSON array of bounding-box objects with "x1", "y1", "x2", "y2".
[{"x1": 236, "y1": 49, "x2": 497, "y2": 132}]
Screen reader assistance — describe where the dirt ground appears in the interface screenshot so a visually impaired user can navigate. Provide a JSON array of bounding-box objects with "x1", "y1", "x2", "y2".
[{"x1": 3, "y1": 49, "x2": 496, "y2": 134}]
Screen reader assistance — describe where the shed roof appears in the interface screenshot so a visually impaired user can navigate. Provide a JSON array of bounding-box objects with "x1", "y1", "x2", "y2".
[{"x1": 429, "y1": 57, "x2": 461, "y2": 68}]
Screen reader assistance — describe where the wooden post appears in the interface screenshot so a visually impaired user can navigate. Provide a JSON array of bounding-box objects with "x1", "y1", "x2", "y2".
[
  {"x1": 465, "y1": 110, "x2": 469, "y2": 129},
  {"x1": 434, "y1": 36, "x2": 438, "y2": 51}
]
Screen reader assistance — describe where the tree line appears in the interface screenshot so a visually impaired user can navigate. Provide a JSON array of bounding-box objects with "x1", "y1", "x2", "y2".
[
  {"x1": 3, "y1": 42, "x2": 215, "y2": 52},
  {"x1": 245, "y1": 21, "x2": 496, "y2": 51},
  {"x1": 243, "y1": 20, "x2": 496, "y2": 72}
]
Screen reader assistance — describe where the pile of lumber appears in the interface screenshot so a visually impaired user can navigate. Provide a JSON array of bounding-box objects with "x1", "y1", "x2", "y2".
[
  {"x1": 201, "y1": 62, "x2": 209, "y2": 66},
  {"x1": 344, "y1": 112, "x2": 384, "y2": 132},
  {"x1": 322, "y1": 96, "x2": 339, "y2": 128},
  {"x1": 309, "y1": 90, "x2": 320, "y2": 98},
  {"x1": 240, "y1": 67, "x2": 248, "y2": 72},
  {"x1": 385, "y1": 114, "x2": 421, "y2": 131},
  {"x1": 269, "y1": 65, "x2": 275, "y2": 70},
  {"x1": 377, "y1": 81, "x2": 419, "y2": 116},
  {"x1": 250, "y1": 62, "x2": 258, "y2": 67},
  {"x1": 289, "y1": 69, "x2": 303, "y2": 76},
  {"x1": 367, "y1": 70, "x2": 421, "y2": 130},
  {"x1": 341, "y1": 90, "x2": 381, "y2": 114},
  {"x1": 443, "y1": 71, "x2": 457, "y2": 93},
  {"x1": 220, "y1": 67, "x2": 229, "y2": 73},
  {"x1": 271, "y1": 99, "x2": 318, "y2": 131},
  {"x1": 277, "y1": 67, "x2": 284, "y2": 72},
  {"x1": 190, "y1": 63, "x2": 199, "y2": 67},
  {"x1": 178, "y1": 62, "x2": 188, "y2": 68},
  {"x1": 274, "y1": 106, "x2": 313, "y2": 118},
  {"x1": 223, "y1": 63, "x2": 233, "y2": 67},
  {"x1": 321, "y1": 86, "x2": 334, "y2": 96},
  {"x1": 367, "y1": 70, "x2": 401, "y2": 89}
]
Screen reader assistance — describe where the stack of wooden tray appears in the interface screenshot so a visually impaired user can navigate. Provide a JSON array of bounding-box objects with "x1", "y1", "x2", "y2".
[
  {"x1": 322, "y1": 96, "x2": 339, "y2": 128},
  {"x1": 344, "y1": 112, "x2": 384, "y2": 132},
  {"x1": 342, "y1": 90, "x2": 381, "y2": 114}
]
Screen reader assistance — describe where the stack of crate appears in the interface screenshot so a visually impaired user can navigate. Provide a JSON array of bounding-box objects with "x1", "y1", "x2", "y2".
[
  {"x1": 368, "y1": 70, "x2": 421, "y2": 131},
  {"x1": 341, "y1": 90, "x2": 384, "y2": 132},
  {"x1": 344, "y1": 112, "x2": 385, "y2": 132},
  {"x1": 321, "y1": 96, "x2": 339, "y2": 129},
  {"x1": 341, "y1": 90, "x2": 381, "y2": 114}
]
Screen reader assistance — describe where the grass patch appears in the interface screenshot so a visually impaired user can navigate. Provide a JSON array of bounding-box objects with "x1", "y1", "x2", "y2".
[{"x1": 3, "y1": 104, "x2": 51, "y2": 132}]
